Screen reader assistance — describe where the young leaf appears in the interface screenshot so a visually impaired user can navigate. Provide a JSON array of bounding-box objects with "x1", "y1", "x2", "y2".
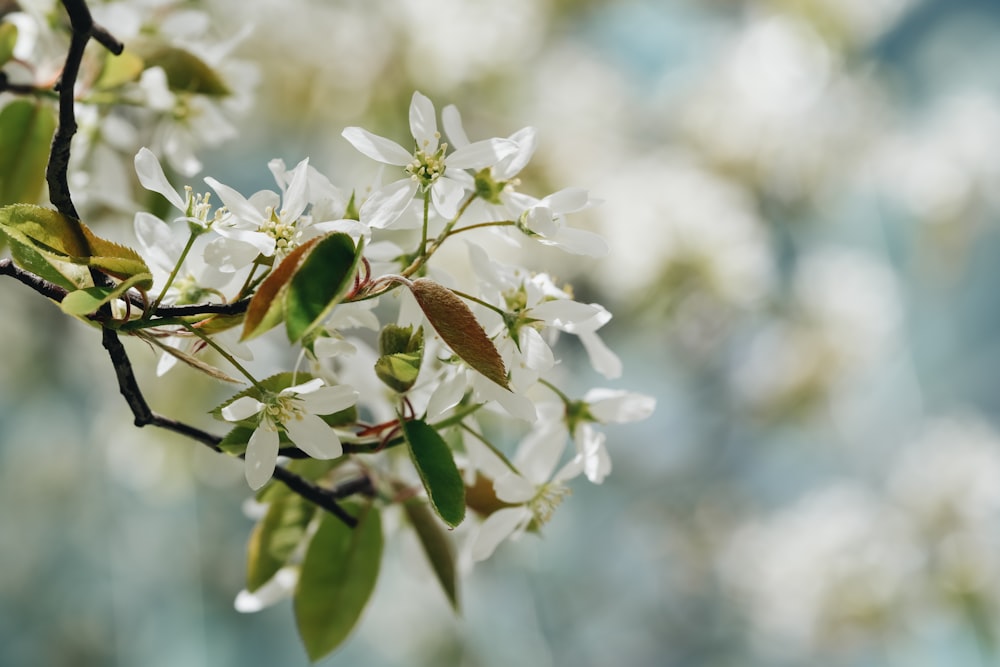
[
  {"x1": 285, "y1": 232, "x2": 362, "y2": 343},
  {"x1": 294, "y1": 503, "x2": 382, "y2": 662},
  {"x1": 241, "y1": 237, "x2": 319, "y2": 341},
  {"x1": 409, "y1": 278, "x2": 509, "y2": 389},
  {"x1": 247, "y1": 493, "x2": 316, "y2": 592},
  {"x1": 403, "y1": 419, "x2": 466, "y2": 528},
  {"x1": 0, "y1": 22, "x2": 17, "y2": 68},
  {"x1": 129, "y1": 42, "x2": 231, "y2": 96},
  {"x1": 403, "y1": 499, "x2": 459, "y2": 611},
  {"x1": 0, "y1": 101, "x2": 56, "y2": 206},
  {"x1": 94, "y1": 49, "x2": 145, "y2": 90},
  {"x1": 374, "y1": 325, "x2": 424, "y2": 393},
  {"x1": 60, "y1": 273, "x2": 152, "y2": 316},
  {"x1": 0, "y1": 204, "x2": 152, "y2": 287},
  {"x1": 6, "y1": 235, "x2": 88, "y2": 291}
]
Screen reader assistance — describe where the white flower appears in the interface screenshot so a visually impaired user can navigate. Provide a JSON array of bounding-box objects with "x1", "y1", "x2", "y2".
[
  {"x1": 221, "y1": 379, "x2": 359, "y2": 489},
  {"x1": 342, "y1": 91, "x2": 517, "y2": 229},
  {"x1": 469, "y1": 410, "x2": 584, "y2": 562},
  {"x1": 519, "y1": 187, "x2": 608, "y2": 257}
]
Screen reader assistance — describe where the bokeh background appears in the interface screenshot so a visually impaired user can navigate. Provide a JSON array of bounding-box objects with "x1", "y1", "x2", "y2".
[{"x1": 4, "y1": 0, "x2": 1000, "y2": 664}]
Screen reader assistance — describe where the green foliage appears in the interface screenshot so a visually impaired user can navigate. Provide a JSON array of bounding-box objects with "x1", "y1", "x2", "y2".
[
  {"x1": 0, "y1": 22, "x2": 18, "y2": 69},
  {"x1": 246, "y1": 493, "x2": 317, "y2": 592},
  {"x1": 294, "y1": 502, "x2": 383, "y2": 661},
  {"x1": 403, "y1": 419, "x2": 466, "y2": 528},
  {"x1": 285, "y1": 232, "x2": 362, "y2": 343},
  {"x1": 60, "y1": 274, "x2": 151, "y2": 316},
  {"x1": 404, "y1": 498, "x2": 460, "y2": 610},
  {"x1": 0, "y1": 100, "x2": 56, "y2": 207},
  {"x1": 374, "y1": 325, "x2": 424, "y2": 392},
  {"x1": 0, "y1": 204, "x2": 152, "y2": 289},
  {"x1": 241, "y1": 237, "x2": 319, "y2": 341},
  {"x1": 94, "y1": 49, "x2": 145, "y2": 90},
  {"x1": 129, "y1": 42, "x2": 230, "y2": 96}
]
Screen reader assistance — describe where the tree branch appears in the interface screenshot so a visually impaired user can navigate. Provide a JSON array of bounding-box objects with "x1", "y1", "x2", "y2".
[{"x1": 29, "y1": 0, "x2": 361, "y2": 528}]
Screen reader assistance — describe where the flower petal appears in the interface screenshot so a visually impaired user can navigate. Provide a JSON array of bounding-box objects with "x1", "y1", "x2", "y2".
[
  {"x1": 134, "y1": 147, "x2": 187, "y2": 211},
  {"x1": 579, "y1": 330, "x2": 623, "y2": 380},
  {"x1": 360, "y1": 179, "x2": 418, "y2": 229},
  {"x1": 245, "y1": 426, "x2": 280, "y2": 490},
  {"x1": 585, "y1": 389, "x2": 657, "y2": 423},
  {"x1": 409, "y1": 91, "x2": 439, "y2": 152},
  {"x1": 204, "y1": 177, "x2": 265, "y2": 225},
  {"x1": 431, "y1": 176, "x2": 466, "y2": 220},
  {"x1": 285, "y1": 413, "x2": 343, "y2": 459},
  {"x1": 447, "y1": 138, "x2": 517, "y2": 170},
  {"x1": 494, "y1": 471, "x2": 535, "y2": 504},
  {"x1": 441, "y1": 104, "x2": 470, "y2": 148},
  {"x1": 298, "y1": 385, "x2": 359, "y2": 415},
  {"x1": 471, "y1": 506, "x2": 529, "y2": 562},
  {"x1": 342, "y1": 126, "x2": 413, "y2": 167},
  {"x1": 222, "y1": 396, "x2": 265, "y2": 422}
]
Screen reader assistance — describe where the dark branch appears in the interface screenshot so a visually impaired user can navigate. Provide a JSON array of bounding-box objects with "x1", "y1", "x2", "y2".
[
  {"x1": 0, "y1": 259, "x2": 69, "y2": 302},
  {"x1": 151, "y1": 298, "x2": 251, "y2": 317}
]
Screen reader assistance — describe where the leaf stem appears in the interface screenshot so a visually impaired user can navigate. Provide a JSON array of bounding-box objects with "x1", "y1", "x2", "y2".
[{"x1": 178, "y1": 320, "x2": 260, "y2": 387}]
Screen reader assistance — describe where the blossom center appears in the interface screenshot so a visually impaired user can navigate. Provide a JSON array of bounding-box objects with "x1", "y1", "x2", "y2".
[
  {"x1": 406, "y1": 137, "x2": 448, "y2": 189},
  {"x1": 529, "y1": 482, "x2": 571, "y2": 526},
  {"x1": 260, "y1": 206, "x2": 301, "y2": 256}
]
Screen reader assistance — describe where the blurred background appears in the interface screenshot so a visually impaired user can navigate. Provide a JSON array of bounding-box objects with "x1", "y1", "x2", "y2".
[{"x1": 3, "y1": 0, "x2": 1000, "y2": 664}]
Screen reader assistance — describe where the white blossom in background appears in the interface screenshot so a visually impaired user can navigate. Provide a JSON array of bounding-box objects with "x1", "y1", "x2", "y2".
[
  {"x1": 870, "y1": 92, "x2": 1000, "y2": 224},
  {"x1": 719, "y1": 483, "x2": 922, "y2": 657}
]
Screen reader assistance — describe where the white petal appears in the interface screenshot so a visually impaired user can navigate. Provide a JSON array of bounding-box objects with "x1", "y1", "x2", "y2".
[
  {"x1": 494, "y1": 127, "x2": 537, "y2": 181},
  {"x1": 515, "y1": 416, "x2": 570, "y2": 484},
  {"x1": 543, "y1": 227, "x2": 609, "y2": 257},
  {"x1": 530, "y1": 299, "x2": 604, "y2": 329},
  {"x1": 575, "y1": 424, "x2": 611, "y2": 484},
  {"x1": 431, "y1": 176, "x2": 466, "y2": 220},
  {"x1": 221, "y1": 396, "x2": 265, "y2": 422},
  {"x1": 134, "y1": 147, "x2": 186, "y2": 210},
  {"x1": 133, "y1": 211, "x2": 181, "y2": 272},
  {"x1": 441, "y1": 104, "x2": 469, "y2": 148},
  {"x1": 284, "y1": 378, "x2": 325, "y2": 395},
  {"x1": 585, "y1": 389, "x2": 657, "y2": 423},
  {"x1": 471, "y1": 507, "x2": 529, "y2": 562},
  {"x1": 342, "y1": 126, "x2": 413, "y2": 167},
  {"x1": 299, "y1": 385, "x2": 359, "y2": 415},
  {"x1": 204, "y1": 177, "x2": 265, "y2": 225},
  {"x1": 360, "y1": 179, "x2": 418, "y2": 229},
  {"x1": 474, "y1": 375, "x2": 537, "y2": 422},
  {"x1": 409, "y1": 91, "x2": 439, "y2": 152},
  {"x1": 524, "y1": 205, "x2": 558, "y2": 237},
  {"x1": 518, "y1": 327, "x2": 555, "y2": 373},
  {"x1": 281, "y1": 158, "x2": 311, "y2": 221},
  {"x1": 213, "y1": 226, "x2": 277, "y2": 256},
  {"x1": 426, "y1": 370, "x2": 468, "y2": 421},
  {"x1": 579, "y1": 331, "x2": 623, "y2": 380},
  {"x1": 494, "y1": 472, "x2": 535, "y2": 504},
  {"x1": 285, "y1": 413, "x2": 343, "y2": 459},
  {"x1": 447, "y1": 138, "x2": 517, "y2": 170},
  {"x1": 203, "y1": 236, "x2": 266, "y2": 273},
  {"x1": 234, "y1": 567, "x2": 298, "y2": 613},
  {"x1": 245, "y1": 427, "x2": 280, "y2": 490},
  {"x1": 313, "y1": 337, "x2": 357, "y2": 358},
  {"x1": 542, "y1": 187, "x2": 590, "y2": 215}
]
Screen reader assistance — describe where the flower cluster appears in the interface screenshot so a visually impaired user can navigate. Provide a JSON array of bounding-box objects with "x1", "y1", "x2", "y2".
[{"x1": 0, "y1": 79, "x2": 652, "y2": 660}]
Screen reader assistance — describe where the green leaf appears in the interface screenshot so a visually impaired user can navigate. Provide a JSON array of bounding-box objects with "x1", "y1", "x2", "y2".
[
  {"x1": 94, "y1": 49, "x2": 145, "y2": 90},
  {"x1": 241, "y1": 237, "x2": 319, "y2": 341},
  {"x1": 295, "y1": 503, "x2": 383, "y2": 661},
  {"x1": 409, "y1": 278, "x2": 509, "y2": 389},
  {"x1": 404, "y1": 499, "x2": 459, "y2": 611},
  {"x1": 0, "y1": 204, "x2": 152, "y2": 288},
  {"x1": 60, "y1": 273, "x2": 152, "y2": 316},
  {"x1": 6, "y1": 235, "x2": 88, "y2": 291},
  {"x1": 374, "y1": 325, "x2": 424, "y2": 393},
  {"x1": 0, "y1": 100, "x2": 56, "y2": 206},
  {"x1": 285, "y1": 232, "x2": 362, "y2": 343},
  {"x1": 130, "y1": 42, "x2": 230, "y2": 96},
  {"x1": 0, "y1": 22, "x2": 18, "y2": 68},
  {"x1": 247, "y1": 493, "x2": 317, "y2": 592},
  {"x1": 403, "y1": 419, "x2": 466, "y2": 528}
]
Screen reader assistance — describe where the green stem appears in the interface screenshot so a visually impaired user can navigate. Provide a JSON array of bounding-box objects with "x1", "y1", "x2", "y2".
[
  {"x1": 419, "y1": 193, "x2": 430, "y2": 257},
  {"x1": 151, "y1": 230, "x2": 198, "y2": 311},
  {"x1": 178, "y1": 320, "x2": 260, "y2": 387},
  {"x1": 448, "y1": 220, "x2": 516, "y2": 235},
  {"x1": 539, "y1": 377, "x2": 573, "y2": 406},
  {"x1": 449, "y1": 288, "x2": 506, "y2": 318},
  {"x1": 461, "y1": 423, "x2": 519, "y2": 474}
]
